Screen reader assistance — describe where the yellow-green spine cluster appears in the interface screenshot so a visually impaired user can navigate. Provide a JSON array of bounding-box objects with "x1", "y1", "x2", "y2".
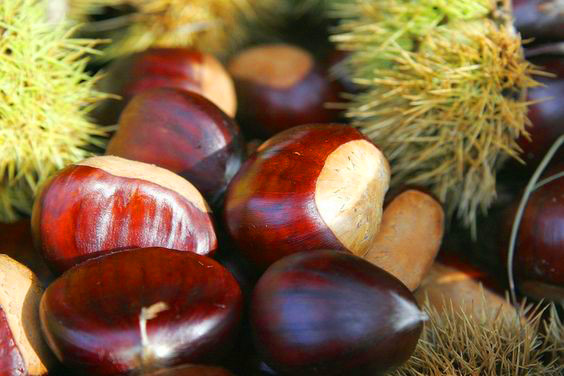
[
  {"x1": 0, "y1": 0, "x2": 107, "y2": 222},
  {"x1": 331, "y1": 0, "x2": 540, "y2": 231}
]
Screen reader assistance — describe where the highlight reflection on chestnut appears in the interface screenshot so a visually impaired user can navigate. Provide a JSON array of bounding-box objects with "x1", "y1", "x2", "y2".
[
  {"x1": 251, "y1": 250, "x2": 425, "y2": 376},
  {"x1": 32, "y1": 156, "x2": 217, "y2": 274},
  {"x1": 224, "y1": 124, "x2": 390, "y2": 269},
  {"x1": 40, "y1": 248, "x2": 243, "y2": 375},
  {"x1": 95, "y1": 47, "x2": 237, "y2": 125},
  {"x1": 107, "y1": 88, "x2": 245, "y2": 206}
]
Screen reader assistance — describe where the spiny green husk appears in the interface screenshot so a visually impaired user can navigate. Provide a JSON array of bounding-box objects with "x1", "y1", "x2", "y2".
[
  {"x1": 393, "y1": 299, "x2": 563, "y2": 375},
  {"x1": 68, "y1": 0, "x2": 275, "y2": 60},
  {"x1": 331, "y1": 0, "x2": 542, "y2": 231},
  {"x1": 0, "y1": 0, "x2": 108, "y2": 222}
]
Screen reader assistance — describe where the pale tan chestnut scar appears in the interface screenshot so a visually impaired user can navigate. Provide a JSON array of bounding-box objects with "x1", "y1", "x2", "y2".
[
  {"x1": 80, "y1": 156, "x2": 210, "y2": 213},
  {"x1": 315, "y1": 140, "x2": 390, "y2": 257},
  {"x1": 0, "y1": 254, "x2": 52, "y2": 375},
  {"x1": 201, "y1": 54, "x2": 237, "y2": 117},
  {"x1": 228, "y1": 44, "x2": 313, "y2": 89},
  {"x1": 364, "y1": 190, "x2": 444, "y2": 291}
]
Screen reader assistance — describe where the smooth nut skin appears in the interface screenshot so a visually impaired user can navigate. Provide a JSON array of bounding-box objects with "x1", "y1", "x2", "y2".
[
  {"x1": 107, "y1": 88, "x2": 245, "y2": 207},
  {"x1": 94, "y1": 47, "x2": 236, "y2": 125},
  {"x1": 513, "y1": 0, "x2": 564, "y2": 41},
  {"x1": 32, "y1": 156, "x2": 217, "y2": 274},
  {"x1": 516, "y1": 56, "x2": 564, "y2": 165},
  {"x1": 224, "y1": 124, "x2": 390, "y2": 270},
  {"x1": 501, "y1": 172, "x2": 564, "y2": 297},
  {"x1": 228, "y1": 44, "x2": 340, "y2": 138},
  {"x1": 40, "y1": 248, "x2": 243, "y2": 376},
  {"x1": 251, "y1": 250, "x2": 424, "y2": 376},
  {"x1": 364, "y1": 189, "x2": 444, "y2": 291}
]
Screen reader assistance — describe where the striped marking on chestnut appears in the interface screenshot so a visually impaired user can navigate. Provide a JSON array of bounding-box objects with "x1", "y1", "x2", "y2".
[{"x1": 33, "y1": 156, "x2": 216, "y2": 274}]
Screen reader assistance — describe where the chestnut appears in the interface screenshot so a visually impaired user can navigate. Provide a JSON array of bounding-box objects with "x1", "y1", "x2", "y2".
[
  {"x1": 227, "y1": 44, "x2": 341, "y2": 138},
  {"x1": 32, "y1": 155, "x2": 217, "y2": 274},
  {"x1": 0, "y1": 255, "x2": 55, "y2": 375},
  {"x1": 517, "y1": 56, "x2": 564, "y2": 165},
  {"x1": 415, "y1": 262, "x2": 516, "y2": 319},
  {"x1": 251, "y1": 250, "x2": 425, "y2": 376},
  {"x1": 95, "y1": 47, "x2": 237, "y2": 125},
  {"x1": 40, "y1": 247, "x2": 243, "y2": 375},
  {"x1": 107, "y1": 88, "x2": 246, "y2": 206},
  {"x1": 513, "y1": 0, "x2": 564, "y2": 42},
  {"x1": 500, "y1": 171, "x2": 564, "y2": 301},
  {"x1": 364, "y1": 189, "x2": 444, "y2": 291},
  {"x1": 0, "y1": 220, "x2": 54, "y2": 286},
  {"x1": 224, "y1": 124, "x2": 390, "y2": 269}
]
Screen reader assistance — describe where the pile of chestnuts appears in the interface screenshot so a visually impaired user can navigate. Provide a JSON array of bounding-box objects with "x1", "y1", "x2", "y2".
[{"x1": 3, "y1": 44, "x2": 484, "y2": 376}]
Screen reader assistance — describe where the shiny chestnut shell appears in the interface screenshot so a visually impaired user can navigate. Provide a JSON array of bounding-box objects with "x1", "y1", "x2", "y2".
[
  {"x1": 40, "y1": 247, "x2": 243, "y2": 375},
  {"x1": 250, "y1": 250, "x2": 424, "y2": 376}
]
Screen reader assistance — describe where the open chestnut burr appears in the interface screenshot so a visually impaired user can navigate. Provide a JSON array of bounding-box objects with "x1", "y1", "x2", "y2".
[
  {"x1": 251, "y1": 250, "x2": 425, "y2": 376},
  {"x1": 107, "y1": 88, "x2": 246, "y2": 207},
  {"x1": 32, "y1": 156, "x2": 217, "y2": 274},
  {"x1": 223, "y1": 124, "x2": 390, "y2": 269},
  {"x1": 40, "y1": 247, "x2": 243, "y2": 375},
  {"x1": 94, "y1": 47, "x2": 237, "y2": 125},
  {"x1": 227, "y1": 44, "x2": 341, "y2": 138}
]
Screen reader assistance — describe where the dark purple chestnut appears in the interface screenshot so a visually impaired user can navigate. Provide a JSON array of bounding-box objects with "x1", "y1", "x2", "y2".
[
  {"x1": 517, "y1": 56, "x2": 564, "y2": 165},
  {"x1": 513, "y1": 0, "x2": 564, "y2": 42},
  {"x1": 227, "y1": 44, "x2": 341, "y2": 138},
  {"x1": 107, "y1": 88, "x2": 246, "y2": 206},
  {"x1": 94, "y1": 47, "x2": 237, "y2": 125},
  {"x1": 500, "y1": 169, "x2": 564, "y2": 301},
  {"x1": 40, "y1": 247, "x2": 243, "y2": 375},
  {"x1": 250, "y1": 250, "x2": 425, "y2": 376}
]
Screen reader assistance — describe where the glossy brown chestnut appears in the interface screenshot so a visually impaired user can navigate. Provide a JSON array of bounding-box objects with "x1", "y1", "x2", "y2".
[
  {"x1": 0, "y1": 255, "x2": 54, "y2": 375},
  {"x1": 227, "y1": 44, "x2": 341, "y2": 138},
  {"x1": 107, "y1": 88, "x2": 246, "y2": 206},
  {"x1": 95, "y1": 47, "x2": 237, "y2": 125},
  {"x1": 224, "y1": 124, "x2": 390, "y2": 269},
  {"x1": 251, "y1": 250, "x2": 425, "y2": 376},
  {"x1": 40, "y1": 247, "x2": 243, "y2": 375},
  {"x1": 32, "y1": 155, "x2": 217, "y2": 274},
  {"x1": 501, "y1": 173, "x2": 564, "y2": 301}
]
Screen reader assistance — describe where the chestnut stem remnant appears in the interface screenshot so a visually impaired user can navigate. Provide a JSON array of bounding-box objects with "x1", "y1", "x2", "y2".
[
  {"x1": 507, "y1": 134, "x2": 564, "y2": 305},
  {"x1": 139, "y1": 302, "x2": 170, "y2": 368}
]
